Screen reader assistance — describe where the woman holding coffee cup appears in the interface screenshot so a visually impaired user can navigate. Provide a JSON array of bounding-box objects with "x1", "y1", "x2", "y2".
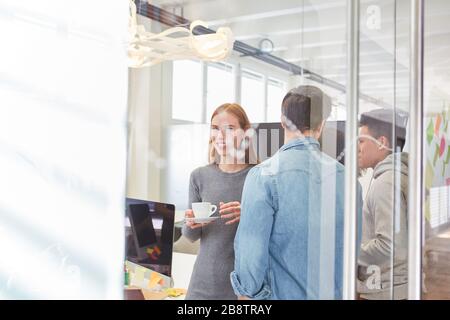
[{"x1": 182, "y1": 103, "x2": 257, "y2": 300}]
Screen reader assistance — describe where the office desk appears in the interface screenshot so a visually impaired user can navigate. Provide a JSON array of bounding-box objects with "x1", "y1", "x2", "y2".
[
  {"x1": 124, "y1": 252, "x2": 196, "y2": 300},
  {"x1": 124, "y1": 286, "x2": 170, "y2": 300},
  {"x1": 124, "y1": 286, "x2": 186, "y2": 300}
]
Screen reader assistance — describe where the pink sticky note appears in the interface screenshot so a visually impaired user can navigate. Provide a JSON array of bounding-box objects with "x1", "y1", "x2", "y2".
[{"x1": 440, "y1": 136, "x2": 446, "y2": 157}]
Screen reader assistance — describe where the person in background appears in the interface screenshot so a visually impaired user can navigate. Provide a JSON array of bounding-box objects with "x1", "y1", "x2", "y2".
[
  {"x1": 182, "y1": 103, "x2": 257, "y2": 300},
  {"x1": 231, "y1": 86, "x2": 362, "y2": 299},
  {"x1": 357, "y1": 108, "x2": 409, "y2": 300}
]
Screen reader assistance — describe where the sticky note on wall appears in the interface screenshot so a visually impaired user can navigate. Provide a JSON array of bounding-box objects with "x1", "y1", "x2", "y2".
[
  {"x1": 133, "y1": 267, "x2": 145, "y2": 286},
  {"x1": 149, "y1": 272, "x2": 162, "y2": 288},
  {"x1": 426, "y1": 161, "x2": 434, "y2": 189},
  {"x1": 435, "y1": 115, "x2": 442, "y2": 135}
]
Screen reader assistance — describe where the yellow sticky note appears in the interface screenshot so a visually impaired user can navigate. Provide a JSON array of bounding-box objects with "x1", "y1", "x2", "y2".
[
  {"x1": 149, "y1": 272, "x2": 162, "y2": 288},
  {"x1": 134, "y1": 267, "x2": 145, "y2": 285},
  {"x1": 165, "y1": 288, "x2": 187, "y2": 297},
  {"x1": 425, "y1": 197, "x2": 431, "y2": 222}
]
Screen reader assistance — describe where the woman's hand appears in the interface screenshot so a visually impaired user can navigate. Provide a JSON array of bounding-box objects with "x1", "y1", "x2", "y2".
[
  {"x1": 185, "y1": 209, "x2": 211, "y2": 229},
  {"x1": 219, "y1": 201, "x2": 241, "y2": 225}
]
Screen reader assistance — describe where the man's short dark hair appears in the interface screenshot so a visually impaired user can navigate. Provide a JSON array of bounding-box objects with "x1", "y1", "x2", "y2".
[
  {"x1": 359, "y1": 108, "x2": 409, "y2": 151},
  {"x1": 281, "y1": 85, "x2": 332, "y2": 132}
]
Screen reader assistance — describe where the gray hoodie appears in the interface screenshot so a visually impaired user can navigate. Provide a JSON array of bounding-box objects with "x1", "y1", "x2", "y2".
[{"x1": 357, "y1": 153, "x2": 409, "y2": 300}]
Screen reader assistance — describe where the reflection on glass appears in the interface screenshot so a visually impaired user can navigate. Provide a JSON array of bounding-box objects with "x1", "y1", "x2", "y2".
[{"x1": 0, "y1": 1, "x2": 128, "y2": 299}]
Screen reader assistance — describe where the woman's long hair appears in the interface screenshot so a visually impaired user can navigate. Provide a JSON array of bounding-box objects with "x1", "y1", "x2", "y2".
[{"x1": 209, "y1": 103, "x2": 258, "y2": 165}]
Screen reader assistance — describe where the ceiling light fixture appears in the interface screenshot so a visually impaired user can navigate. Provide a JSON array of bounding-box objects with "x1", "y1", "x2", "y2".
[{"x1": 128, "y1": 0, "x2": 235, "y2": 68}]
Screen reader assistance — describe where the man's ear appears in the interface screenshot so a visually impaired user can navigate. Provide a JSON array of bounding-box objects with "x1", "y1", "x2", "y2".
[
  {"x1": 315, "y1": 120, "x2": 326, "y2": 139},
  {"x1": 280, "y1": 117, "x2": 287, "y2": 129},
  {"x1": 378, "y1": 136, "x2": 390, "y2": 150}
]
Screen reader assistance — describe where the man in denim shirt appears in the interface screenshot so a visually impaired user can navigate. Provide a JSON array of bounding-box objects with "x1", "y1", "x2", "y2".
[{"x1": 231, "y1": 85, "x2": 361, "y2": 300}]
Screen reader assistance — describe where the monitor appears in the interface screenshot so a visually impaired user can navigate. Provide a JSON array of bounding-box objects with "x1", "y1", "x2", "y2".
[
  {"x1": 253, "y1": 121, "x2": 346, "y2": 165},
  {"x1": 125, "y1": 198, "x2": 175, "y2": 277}
]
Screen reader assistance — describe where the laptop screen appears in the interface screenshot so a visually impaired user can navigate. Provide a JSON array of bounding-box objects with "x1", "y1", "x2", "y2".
[{"x1": 125, "y1": 198, "x2": 175, "y2": 277}]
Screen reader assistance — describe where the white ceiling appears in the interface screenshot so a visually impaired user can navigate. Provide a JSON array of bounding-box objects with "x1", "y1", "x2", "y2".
[{"x1": 152, "y1": 0, "x2": 450, "y2": 114}]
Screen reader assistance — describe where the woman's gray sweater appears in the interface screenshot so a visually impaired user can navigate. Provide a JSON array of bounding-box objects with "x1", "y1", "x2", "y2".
[{"x1": 182, "y1": 164, "x2": 252, "y2": 300}]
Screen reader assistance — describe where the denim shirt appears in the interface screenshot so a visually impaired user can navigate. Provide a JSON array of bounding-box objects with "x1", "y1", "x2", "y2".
[{"x1": 230, "y1": 137, "x2": 362, "y2": 300}]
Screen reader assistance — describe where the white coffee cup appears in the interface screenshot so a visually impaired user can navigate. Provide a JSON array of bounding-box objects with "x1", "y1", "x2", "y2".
[{"x1": 192, "y1": 202, "x2": 217, "y2": 219}]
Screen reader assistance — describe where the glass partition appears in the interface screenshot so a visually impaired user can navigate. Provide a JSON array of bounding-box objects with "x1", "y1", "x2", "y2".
[
  {"x1": 128, "y1": 0, "x2": 352, "y2": 298},
  {"x1": 355, "y1": 0, "x2": 411, "y2": 300},
  {"x1": 126, "y1": 0, "x2": 448, "y2": 300}
]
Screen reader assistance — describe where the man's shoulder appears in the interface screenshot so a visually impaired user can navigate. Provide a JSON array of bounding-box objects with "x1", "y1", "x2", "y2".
[
  {"x1": 367, "y1": 173, "x2": 394, "y2": 203},
  {"x1": 372, "y1": 169, "x2": 394, "y2": 185},
  {"x1": 252, "y1": 153, "x2": 283, "y2": 177},
  {"x1": 319, "y1": 151, "x2": 345, "y2": 173}
]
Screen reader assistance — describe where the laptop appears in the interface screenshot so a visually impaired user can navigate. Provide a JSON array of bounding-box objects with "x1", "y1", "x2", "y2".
[{"x1": 125, "y1": 198, "x2": 175, "y2": 277}]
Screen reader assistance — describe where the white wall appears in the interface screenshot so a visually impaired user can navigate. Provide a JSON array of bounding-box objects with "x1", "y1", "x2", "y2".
[
  {"x1": 126, "y1": 16, "x2": 168, "y2": 202},
  {"x1": 127, "y1": 64, "x2": 165, "y2": 201}
]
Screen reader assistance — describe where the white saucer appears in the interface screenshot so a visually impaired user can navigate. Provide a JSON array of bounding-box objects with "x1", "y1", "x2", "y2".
[{"x1": 184, "y1": 217, "x2": 219, "y2": 224}]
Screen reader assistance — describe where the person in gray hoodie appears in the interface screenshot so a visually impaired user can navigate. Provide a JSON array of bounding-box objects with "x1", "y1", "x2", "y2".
[{"x1": 356, "y1": 108, "x2": 409, "y2": 300}]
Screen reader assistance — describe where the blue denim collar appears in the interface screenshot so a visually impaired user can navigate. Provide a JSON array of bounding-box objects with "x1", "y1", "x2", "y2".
[{"x1": 280, "y1": 136, "x2": 320, "y2": 152}]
